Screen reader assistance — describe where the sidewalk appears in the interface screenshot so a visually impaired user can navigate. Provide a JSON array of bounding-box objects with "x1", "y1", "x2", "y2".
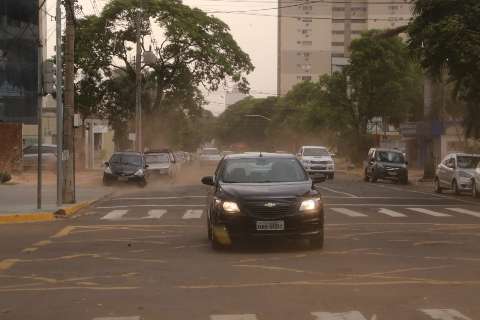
[{"x1": 0, "y1": 170, "x2": 112, "y2": 223}]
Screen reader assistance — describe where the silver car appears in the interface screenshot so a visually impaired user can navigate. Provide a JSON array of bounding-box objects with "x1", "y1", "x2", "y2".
[
  {"x1": 434, "y1": 153, "x2": 480, "y2": 195},
  {"x1": 23, "y1": 144, "x2": 57, "y2": 171}
]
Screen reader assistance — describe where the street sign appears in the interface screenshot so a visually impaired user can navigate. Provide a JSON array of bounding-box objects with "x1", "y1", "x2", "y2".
[{"x1": 0, "y1": 0, "x2": 39, "y2": 124}]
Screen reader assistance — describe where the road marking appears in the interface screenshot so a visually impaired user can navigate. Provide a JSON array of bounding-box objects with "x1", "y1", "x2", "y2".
[
  {"x1": 210, "y1": 315, "x2": 258, "y2": 320},
  {"x1": 407, "y1": 208, "x2": 451, "y2": 217},
  {"x1": 0, "y1": 259, "x2": 19, "y2": 271},
  {"x1": 330, "y1": 208, "x2": 367, "y2": 217},
  {"x1": 378, "y1": 208, "x2": 407, "y2": 217},
  {"x1": 101, "y1": 210, "x2": 129, "y2": 220},
  {"x1": 420, "y1": 309, "x2": 472, "y2": 320},
  {"x1": 96, "y1": 205, "x2": 204, "y2": 209},
  {"x1": 22, "y1": 247, "x2": 38, "y2": 253},
  {"x1": 112, "y1": 196, "x2": 206, "y2": 201},
  {"x1": 182, "y1": 209, "x2": 203, "y2": 219},
  {"x1": 51, "y1": 225, "x2": 75, "y2": 238},
  {"x1": 317, "y1": 185, "x2": 359, "y2": 198},
  {"x1": 446, "y1": 208, "x2": 480, "y2": 218},
  {"x1": 311, "y1": 311, "x2": 368, "y2": 320},
  {"x1": 324, "y1": 204, "x2": 466, "y2": 207},
  {"x1": 92, "y1": 316, "x2": 141, "y2": 320},
  {"x1": 143, "y1": 209, "x2": 166, "y2": 219}
]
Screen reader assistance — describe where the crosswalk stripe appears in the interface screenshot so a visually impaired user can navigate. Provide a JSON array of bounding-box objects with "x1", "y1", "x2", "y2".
[
  {"x1": 210, "y1": 315, "x2": 258, "y2": 320},
  {"x1": 100, "y1": 210, "x2": 129, "y2": 220},
  {"x1": 446, "y1": 208, "x2": 480, "y2": 218},
  {"x1": 330, "y1": 208, "x2": 367, "y2": 217},
  {"x1": 93, "y1": 317, "x2": 140, "y2": 320},
  {"x1": 407, "y1": 208, "x2": 451, "y2": 217},
  {"x1": 420, "y1": 309, "x2": 472, "y2": 320},
  {"x1": 378, "y1": 208, "x2": 407, "y2": 217},
  {"x1": 182, "y1": 209, "x2": 203, "y2": 219},
  {"x1": 311, "y1": 311, "x2": 368, "y2": 320},
  {"x1": 144, "y1": 209, "x2": 167, "y2": 219}
]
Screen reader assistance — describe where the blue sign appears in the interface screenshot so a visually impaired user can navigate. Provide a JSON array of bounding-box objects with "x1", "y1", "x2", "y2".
[{"x1": 0, "y1": 0, "x2": 39, "y2": 123}]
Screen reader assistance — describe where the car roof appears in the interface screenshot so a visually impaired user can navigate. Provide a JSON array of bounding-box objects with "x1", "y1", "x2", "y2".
[
  {"x1": 301, "y1": 146, "x2": 327, "y2": 149},
  {"x1": 449, "y1": 153, "x2": 480, "y2": 157},
  {"x1": 224, "y1": 152, "x2": 296, "y2": 160},
  {"x1": 373, "y1": 148, "x2": 404, "y2": 153},
  {"x1": 112, "y1": 151, "x2": 142, "y2": 156}
]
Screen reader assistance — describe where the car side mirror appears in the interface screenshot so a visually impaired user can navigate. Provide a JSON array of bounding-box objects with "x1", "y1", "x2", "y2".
[
  {"x1": 201, "y1": 176, "x2": 215, "y2": 186},
  {"x1": 145, "y1": 164, "x2": 149, "y2": 168},
  {"x1": 297, "y1": 153, "x2": 302, "y2": 157},
  {"x1": 405, "y1": 161, "x2": 409, "y2": 166},
  {"x1": 104, "y1": 161, "x2": 109, "y2": 167}
]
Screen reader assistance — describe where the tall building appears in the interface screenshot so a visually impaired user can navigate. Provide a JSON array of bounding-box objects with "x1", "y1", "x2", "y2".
[
  {"x1": 278, "y1": 0, "x2": 412, "y2": 96},
  {"x1": 225, "y1": 85, "x2": 249, "y2": 107}
]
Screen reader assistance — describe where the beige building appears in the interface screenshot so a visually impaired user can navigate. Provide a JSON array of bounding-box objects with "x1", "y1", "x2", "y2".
[{"x1": 278, "y1": 0, "x2": 412, "y2": 95}]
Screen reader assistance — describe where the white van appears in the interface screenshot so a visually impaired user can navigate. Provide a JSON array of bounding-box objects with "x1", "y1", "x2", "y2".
[{"x1": 297, "y1": 146, "x2": 335, "y2": 180}]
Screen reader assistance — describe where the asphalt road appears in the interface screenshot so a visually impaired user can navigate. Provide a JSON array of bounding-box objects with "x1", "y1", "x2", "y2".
[{"x1": 1, "y1": 172, "x2": 480, "y2": 320}]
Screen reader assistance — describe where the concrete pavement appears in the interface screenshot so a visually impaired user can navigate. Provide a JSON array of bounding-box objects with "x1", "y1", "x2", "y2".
[{"x1": 0, "y1": 173, "x2": 479, "y2": 319}]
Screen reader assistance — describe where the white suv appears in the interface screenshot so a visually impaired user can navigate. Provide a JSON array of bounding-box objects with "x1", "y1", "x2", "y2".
[
  {"x1": 297, "y1": 146, "x2": 335, "y2": 180},
  {"x1": 435, "y1": 153, "x2": 480, "y2": 195}
]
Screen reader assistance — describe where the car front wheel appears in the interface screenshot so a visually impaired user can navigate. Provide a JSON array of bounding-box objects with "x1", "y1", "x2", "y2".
[
  {"x1": 434, "y1": 178, "x2": 442, "y2": 193},
  {"x1": 310, "y1": 233, "x2": 324, "y2": 249},
  {"x1": 452, "y1": 180, "x2": 460, "y2": 195},
  {"x1": 472, "y1": 180, "x2": 479, "y2": 198}
]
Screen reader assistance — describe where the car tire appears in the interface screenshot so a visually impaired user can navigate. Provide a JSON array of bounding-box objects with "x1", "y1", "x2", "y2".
[
  {"x1": 310, "y1": 232, "x2": 324, "y2": 249},
  {"x1": 102, "y1": 176, "x2": 112, "y2": 186},
  {"x1": 370, "y1": 171, "x2": 377, "y2": 183},
  {"x1": 207, "y1": 218, "x2": 213, "y2": 241},
  {"x1": 364, "y1": 170, "x2": 369, "y2": 182},
  {"x1": 452, "y1": 179, "x2": 460, "y2": 195},
  {"x1": 434, "y1": 178, "x2": 442, "y2": 193},
  {"x1": 472, "y1": 180, "x2": 479, "y2": 198},
  {"x1": 211, "y1": 236, "x2": 226, "y2": 251},
  {"x1": 138, "y1": 179, "x2": 147, "y2": 188},
  {"x1": 329, "y1": 173, "x2": 334, "y2": 180},
  {"x1": 400, "y1": 175, "x2": 408, "y2": 185}
]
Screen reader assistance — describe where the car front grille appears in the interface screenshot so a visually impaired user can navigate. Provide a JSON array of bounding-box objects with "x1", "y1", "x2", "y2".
[
  {"x1": 311, "y1": 160, "x2": 329, "y2": 165},
  {"x1": 243, "y1": 199, "x2": 298, "y2": 219}
]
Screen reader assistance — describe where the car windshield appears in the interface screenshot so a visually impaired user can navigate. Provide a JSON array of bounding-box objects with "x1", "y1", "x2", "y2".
[
  {"x1": 145, "y1": 154, "x2": 170, "y2": 164},
  {"x1": 303, "y1": 148, "x2": 329, "y2": 156},
  {"x1": 221, "y1": 157, "x2": 308, "y2": 183},
  {"x1": 376, "y1": 151, "x2": 405, "y2": 164},
  {"x1": 110, "y1": 154, "x2": 142, "y2": 165},
  {"x1": 202, "y1": 149, "x2": 220, "y2": 155},
  {"x1": 457, "y1": 156, "x2": 480, "y2": 169}
]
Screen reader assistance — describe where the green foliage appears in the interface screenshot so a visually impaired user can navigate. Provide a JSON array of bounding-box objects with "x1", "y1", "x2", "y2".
[
  {"x1": 408, "y1": 0, "x2": 480, "y2": 137},
  {"x1": 0, "y1": 171, "x2": 12, "y2": 184},
  {"x1": 74, "y1": 0, "x2": 254, "y2": 150}
]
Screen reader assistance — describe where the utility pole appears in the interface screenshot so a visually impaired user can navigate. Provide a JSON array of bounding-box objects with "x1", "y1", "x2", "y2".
[
  {"x1": 37, "y1": 20, "x2": 44, "y2": 210},
  {"x1": 55, "y1": 0, "x2": 64, "y2": 207},
  {"x1": 135, "y1": 7, "x2": 143, "y2": 152},
  {"x1": 63, "y1": 0, "x2": 76, "y2": 203}
]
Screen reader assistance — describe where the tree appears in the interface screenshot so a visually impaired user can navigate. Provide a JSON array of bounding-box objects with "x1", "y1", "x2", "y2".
[
  {"x1": 408, "y1": 0, "x2": 480, "y2": 137},
  {"x1": 74, "y1": 0, "x2": 254, "y2": 150}
]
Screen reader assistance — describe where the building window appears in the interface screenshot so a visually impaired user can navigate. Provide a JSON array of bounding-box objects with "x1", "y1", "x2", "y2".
[
  {"x1": 333, "y1": 7, "x2": 345, "y2": 12},
  {"x1": 332, "y1": 42, "x2": 345, "y2": 47},
  {"x1": 332, "y1": 30, "x2": 345, "y2": 35},
  {"x1": 301, "y1": 76, "x2": 312, "y2": 81},
  {"x1": 301, "y1": 41, "x2": 312, "y2": 46},
  {"x1": 332, "y1": 53, "x2": 345, "y2": 58}
]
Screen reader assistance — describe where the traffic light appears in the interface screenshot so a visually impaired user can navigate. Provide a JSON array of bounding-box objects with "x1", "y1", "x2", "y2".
[{"x1": 43, "y1": 60, "x2": 55, "y2": 95}]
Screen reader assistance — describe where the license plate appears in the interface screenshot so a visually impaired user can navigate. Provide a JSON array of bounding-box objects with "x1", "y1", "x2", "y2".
[
  {"x1": 387, "y1": 171, "x2": 398, "y2": 176},
  {"x1": 118, "y1": 177, "x2": 129, "y2": 181},
  {"x1": 256, "y1": 220, "x2": 285, "y2": 231}
]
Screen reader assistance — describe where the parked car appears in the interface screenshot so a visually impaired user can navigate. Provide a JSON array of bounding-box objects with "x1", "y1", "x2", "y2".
[
  {"x1": 201, "y1": 152, "x2": 325, "y2": 250},
  {"x1": 23, "y1": 144, "x2": 57, "y2": 171},
  {"x1": 364, "y1": 148, "x2": 408, "y2": 184},
  {"x1": 297, "y1": 146, "x2": 335, "y2": 180},
  {"x1": 144, "y1": 152, "x2": 176, "y2": 179},
  {"x1": 199, "y1": 148, "x2": 222, "y2": 166},
  {"x1": 103, "y1": 152, "x2": 148, "y2": 187},
  {"x1": 435, "y1": 153, "x2": 480, "y2": 195}
]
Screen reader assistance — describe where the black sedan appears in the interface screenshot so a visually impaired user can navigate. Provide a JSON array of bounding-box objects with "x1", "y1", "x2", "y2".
[
  {"x1": 103, "y1": 152, "x2": 148, "y2": 187},
  {"x1": 202, "y1": 153, "x2": 325, "y2": 250}
]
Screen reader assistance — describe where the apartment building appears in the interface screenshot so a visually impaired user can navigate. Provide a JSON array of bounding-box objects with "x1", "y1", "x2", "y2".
[{"x1": 278, "y1": 0, "x2": 412, "y2": 96}]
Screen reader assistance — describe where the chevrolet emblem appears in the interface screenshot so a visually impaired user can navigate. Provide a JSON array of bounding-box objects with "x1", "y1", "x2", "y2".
[{"x1": 264, "y1": 202, "x2": 277, "y2": 208}]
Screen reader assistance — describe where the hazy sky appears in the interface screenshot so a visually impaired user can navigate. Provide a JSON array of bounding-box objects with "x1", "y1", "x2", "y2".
[{"x1": 44, "y1": 0, "x2": 278, "y2": 115}]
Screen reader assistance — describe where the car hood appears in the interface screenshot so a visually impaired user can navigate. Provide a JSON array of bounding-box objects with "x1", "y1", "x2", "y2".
[
  {"x1": 302, "y1": 156, "x2": 333, "y2": 162},
  {"x1": 147, "y1": 163, "x2": 171, "y2": 170},
  {"x1": 219, "y1": 181, "x2": 315, "y2": 200},
  {"x1": 458, "y1": 168, "x2": 476, "y2": 176},
  {"x1": 110, "y1": 163, "x2": 142, "y2": 175},
  {"x1": 378, "y1": 162, "x2": 407, "y2": 168}
]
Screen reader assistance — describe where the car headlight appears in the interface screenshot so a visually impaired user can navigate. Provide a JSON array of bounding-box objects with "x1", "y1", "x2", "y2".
[
  {"x1": 104, "y1": 166, "x2": 112, "y2": 174},
  {"x1": 459, "y1": 172, "x2": 472, "y2": 179},
  {"x1": 222, "y1": 201, "x2": 240, "y2": 214},
  {"x1": 134, "y1": 169, "x2": 144, "y2": 176},
  {"x1": 299, "y1": 198, "x2": 321, "y2": 211},
  {"x1": 303, "y1": 160, "x2": 311, "y2": 164}
]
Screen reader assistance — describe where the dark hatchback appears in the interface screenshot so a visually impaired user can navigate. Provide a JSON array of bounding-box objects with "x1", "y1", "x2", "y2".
[
  {"x1": 103, "y1": 152, "x2": 148, "y2": 187},
  {"x1": 364, "y1": 148, "x2": 408, "y2": 184},
  {"x1": 202, "y1": 153, "x2": 325, "y2": 250}
]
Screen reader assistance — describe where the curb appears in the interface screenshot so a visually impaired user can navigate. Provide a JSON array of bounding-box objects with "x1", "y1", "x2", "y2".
[{"x1": 0, "y1": 200, "x2": 95, "y2": 225}]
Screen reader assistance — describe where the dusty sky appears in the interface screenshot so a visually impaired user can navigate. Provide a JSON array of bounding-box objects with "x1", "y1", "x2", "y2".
[{"x1": 44, "y1": 0, "x2": 278, "y2": 115}]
